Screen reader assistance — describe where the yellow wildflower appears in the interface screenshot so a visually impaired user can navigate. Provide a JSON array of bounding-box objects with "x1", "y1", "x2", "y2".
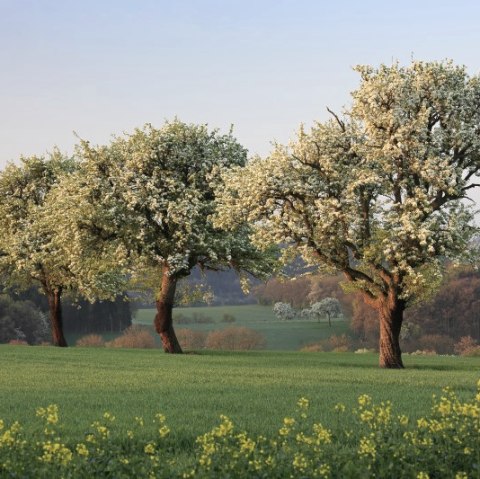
[
  {"x1": 144, "y1": 442, "x2": 156, "y2": 454},
  {"x1": 358, "y1": 394, "x2": 372, "y2": 407},
  {"x1": 39, "y1": 441, "x2": 72, "y2": 465},
  {"x1": 297, "y1": 397, "x2": 309, "y2": 410},
  {"x1": 358, "y1": 436, "x2": 376, "y2": 460},
  {"x1": 103, "y1": 412, "x2": 115, "y2": 422},
  {"x1": 158, "y1": 425, "x2": 170, "y2": 438},
  {"x1": 313, "y1": 423, "x2": 332, "y2": 444},
  {"x1": 155, "y1": 413, "x2": 166, "y2": 423},
  {"x1": 293, "y1": 452, "x2": 309, "y2": 471},
  {"x1": 76, "y1": 443, "x2": 89, "y2": 457},
  {"x1": 283, "y1": 417, "x2": 295, "y2": 427},
  {"x1": 398, "y1": 415, "x2": 409, "y2": 426},
  {"x1": 318, "y1": 463, "x2": 331, "y2": 478}
]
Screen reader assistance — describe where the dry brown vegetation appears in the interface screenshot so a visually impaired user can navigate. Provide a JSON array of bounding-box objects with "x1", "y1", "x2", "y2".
[
  {"x1": 76, "y1": 334, "x2": 105, "y2": 347},
  {"x1": 176, "y1": 329, "x2": 208, "y2": 350},
  {"x1": 205, "y1": 327, "x2": 266, "y2": 351},
  {"x1": 105, "y1": 325, "x2": 156, "y2": 349}
]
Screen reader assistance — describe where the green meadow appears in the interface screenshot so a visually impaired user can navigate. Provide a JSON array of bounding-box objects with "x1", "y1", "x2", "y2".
[
  {"x1": 133, "y1": 305, "x2": 349, "y2": 350},
  {"x1": 0, "y1": 345, "x2": 478, "y2": 445}
]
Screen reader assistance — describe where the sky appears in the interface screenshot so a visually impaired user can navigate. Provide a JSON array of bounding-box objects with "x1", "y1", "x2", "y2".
[{"x1": 1, "y1": 0, "x2": 479, "y2": 204}]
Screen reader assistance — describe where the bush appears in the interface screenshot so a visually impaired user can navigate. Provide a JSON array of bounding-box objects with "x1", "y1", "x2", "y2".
[
  {"x1": 176, "y1": 329, "x2": 207, "y2": 350},
  {"x1": 409, "y1": 349, "x2": 437, "y2": 356},
  {"x1": 174, "y1": 313, "x2": 192, "y2": 324},
  {"x1": 0, "y1": 296, "x2": 50, "y2": 345},
  {"x1": 300, "y1": 342, "x2": 324, "y2": 352},
  {"x1": 76, "y1": 334, "x2": 105, "y2": 348},
  {"x1": 414, "y1": 334, "x2": 455, "y2": 354},
  {"x1": 192, "y1": 313, "x2": 214, "y2": 324},
  {"x1": 8, "y1": 339, "x2": 29, "y2": 346},
  {"x1": 205, "y1": 327, "x2": 266, "y2": 351},
  {"x1": 106, "y1": 326, "x2": 156, "y2": 349},
  {"x1": 221, "y1": 314, "x2": 236, "y2": 323},
  {"x1": 329, "y1": 334, "x2": 352, "y2": 352},
  {"x1": 174, "y1": 313, "x2": 214, "y2": 324},
  {"x1": 454, "y1": 336, "x2": 479, "y2": 356}
]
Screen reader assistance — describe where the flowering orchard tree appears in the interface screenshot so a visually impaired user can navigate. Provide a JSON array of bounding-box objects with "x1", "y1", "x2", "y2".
[
  {"x1": 217, "y1": 61, "x2": 480, "y2": 368},
  {"x1": 0, "y1": 153, "x2": 125, "y2": 347},
  {"x1": 273, "y1": 302, "x2": 296, "y2": 321},
  {"x1": 0, "y1": 154, "x2": 77, "y2": 346},
  {"x1": 72, "y1": 120, "x2": 275, "y2": 353},
  {"x1": 310, "y1": 298, "x2": 342, "y2": 326}
]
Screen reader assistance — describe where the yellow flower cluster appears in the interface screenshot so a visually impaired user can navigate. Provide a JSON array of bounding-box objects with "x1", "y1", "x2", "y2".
[
  {"x1": 39, "y1": 440, "x2": 72, "y2": 465},
  {"x1": 91, "y1": 420, "x2": 110, "y2": 439},
  {"x1": 356, "y1": 396, "x2": 392, "y2": 429},
  {"x1": 155, "y1": 412, "x2": 170, "y2": 438},
  {"x1": 358, "y1": 435, "x2": 376, "y2": 460},
  {"x1": 75, "y1": 443, "x2": 89, "y2": 457},
  {"x1": 36, "y1": 404, "x2": 59, "y2": 425},
  {"x1": 0, "y1": 421, "x2": 21, "y2": 448},
  {"x1": 144, "y1": 442, "x2": 156, "y2": 455}
]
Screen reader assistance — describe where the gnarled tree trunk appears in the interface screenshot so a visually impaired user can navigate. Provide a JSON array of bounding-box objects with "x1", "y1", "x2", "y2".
[
  {"x1": 46, "y1": 288, "x2": 68, "y2": 347},
  {"x1": 154, "y1": 267, "x2": 182, "y2": 353},
  {"x1": 376, "y1": 291, "x2": 405, "y2": 369}
]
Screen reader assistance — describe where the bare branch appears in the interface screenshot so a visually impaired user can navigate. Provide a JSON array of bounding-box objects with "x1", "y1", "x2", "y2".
[{"x1": 326, "y1": 107, "x2": 346, "y2": 132}]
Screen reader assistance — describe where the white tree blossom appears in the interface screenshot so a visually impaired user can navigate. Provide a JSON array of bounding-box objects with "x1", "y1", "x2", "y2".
[{"x1": 273, "y1": 302, "x2": 296, "y2": 321}]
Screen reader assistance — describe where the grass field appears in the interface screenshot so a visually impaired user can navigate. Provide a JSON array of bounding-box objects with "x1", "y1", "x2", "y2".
[
  {"x1": 134, "y1": 305, "x2": 349, "y2": 350},
  {"x1": 0, "y1": 346, "x2": 478, "y2": 450}
]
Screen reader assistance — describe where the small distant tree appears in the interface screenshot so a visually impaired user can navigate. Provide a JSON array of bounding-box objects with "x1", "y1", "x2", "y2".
[
  {"x1": 310, "y1": 298, "x2": 342, "y2": 326},
  {"x1": 273, "y1": 302, "x2": 296, "y2": 321}
]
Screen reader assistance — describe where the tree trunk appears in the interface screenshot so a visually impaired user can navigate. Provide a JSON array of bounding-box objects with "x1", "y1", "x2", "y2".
[
  {"x1": 47, "y1": 288, "x2": 68, "y2": 347},
  {"x1": 154, "y1": 269, "x2": 182, "y2": 354},
  {"x1": 327, "y1": 312, "x2": 332, "y2": 327},
  {"x1": 377, "y1": 292, "x2": 405, "y2": 369}
]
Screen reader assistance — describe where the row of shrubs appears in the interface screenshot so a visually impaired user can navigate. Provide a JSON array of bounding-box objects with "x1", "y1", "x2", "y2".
[
  {"x1": 1, "y1": 382, "x2": 478, "y2": 478},
  {"x1": 76, "y1": 325, "x2": 266, "y2": 351},
  {"x1": 301, "y1": 334, "x2": 480, "y2": 356}
]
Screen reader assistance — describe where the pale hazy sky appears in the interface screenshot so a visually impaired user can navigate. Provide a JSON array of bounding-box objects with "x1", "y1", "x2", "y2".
[{"x1": 1, "y1": 0, "x2": 479, "y2": 204}]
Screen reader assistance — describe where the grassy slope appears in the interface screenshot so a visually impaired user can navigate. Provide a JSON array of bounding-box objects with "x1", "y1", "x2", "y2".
[
  {"x1": 134, "y1": 305, "x2": 349, "y2": 350},
  {"x1": 0, "y1": 345, "x2": 478, "y2": 456}
]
